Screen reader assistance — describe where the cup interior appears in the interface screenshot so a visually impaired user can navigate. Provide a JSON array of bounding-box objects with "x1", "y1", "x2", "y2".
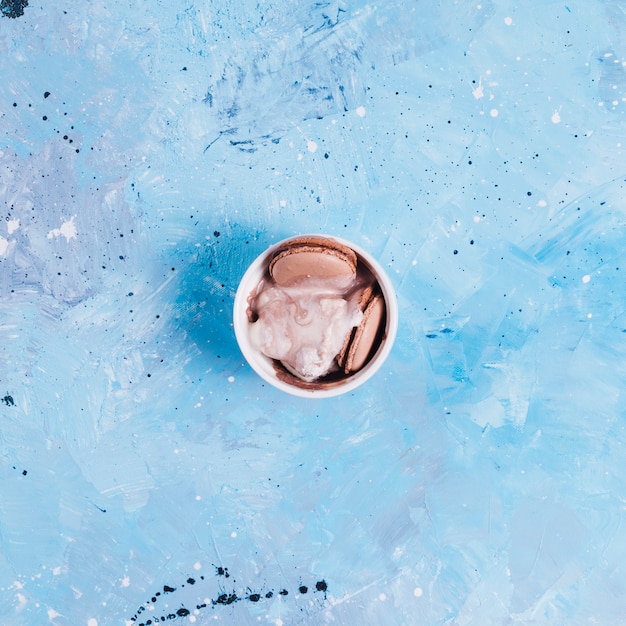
[{"x1": 233, "y1": 235, "x2": 398, "y2": 398}]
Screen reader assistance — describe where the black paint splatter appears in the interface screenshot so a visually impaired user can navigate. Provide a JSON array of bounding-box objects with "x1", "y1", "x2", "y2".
[
  {"x1": 128, "y1": 567, "x2": 329, "y2": 625},
  {"x1": 213, "y1": 592, "x2": 238, "y2": 606},
  {"x1": 2, "y1": 394, "x2": 15, "y2": 406},
  {"x1": 1, "y1": 0, "x2": 28, "y2": 19}
]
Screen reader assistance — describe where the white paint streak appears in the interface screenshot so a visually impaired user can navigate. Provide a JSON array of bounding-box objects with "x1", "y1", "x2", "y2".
[
  {"x1": 7, "y1": 218, "x2": 20, "y2": 234},
  {"x1": 144, "y1": 272, "x2": 177, "y2": 303},
  {"x1": 347, "y1": 430, "x2": 377, "y2": 445},
  {"x1": 0, "y1": 235, "x2": 8, "y2": 256}
]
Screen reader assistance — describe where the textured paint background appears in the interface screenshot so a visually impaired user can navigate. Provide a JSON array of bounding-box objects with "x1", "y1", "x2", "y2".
[{"x1": 1, "y1": 0, "x2": 626, "y2": 624}]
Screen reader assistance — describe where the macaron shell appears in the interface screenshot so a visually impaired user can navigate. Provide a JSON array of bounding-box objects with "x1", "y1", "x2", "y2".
[
  {"x1": 270, "y1": 247, "x2": 356, "y2": 286},
  {"x1": 343, "y1": 293, "x2": 385, "y2": 373},
  {"x1": 274, "y1": 236, "x2": 358, "y2": 264},
  {"x1": 337, "y1": 284, "x2": 375, "y2": 368}
]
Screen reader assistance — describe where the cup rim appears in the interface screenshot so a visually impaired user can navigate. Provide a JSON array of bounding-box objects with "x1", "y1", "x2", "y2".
[{"x1": 233, "y1": 234, "x2": 398, "y2": 398}]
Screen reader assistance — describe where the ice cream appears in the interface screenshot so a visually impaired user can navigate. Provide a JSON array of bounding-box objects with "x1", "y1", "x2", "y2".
[{"x1": 246, "y1": 236, "x2": 386, "y2": 385}]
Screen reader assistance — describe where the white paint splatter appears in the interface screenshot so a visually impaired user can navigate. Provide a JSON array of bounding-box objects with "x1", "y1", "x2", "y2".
[
  {"x1": 47, "y1": 216, "x2": 77, "y2": 241},
  {"x1": 193, "y1": 561, "x2": 202, "y2": 570},
  {"x1": 231, "y1": 531, "x2": 237, "y2": 538},
  {"x1": 504, "y1": 16, "x2": 513, "y2": 25},
  {"x1": 0, "y1": 235, "x2": 9, "y2": 256},
  {"x1": 16, "y1": 592, "x2": 27, "y2": 610},
  {"x1": 87, "y1": 619, "x2": 98, "y2": 626},
  {"x1": 48, "y1": 608, "x2": 62, "y2": 619},
  {"x1": 121, "y1": 576, "x2": 130, "y2": 587},
  {"x1": 378, "y1": 592, "x2": 387, "y2": 601},
  {"x1": 227, "y1": 376, "x2": 235, "y2": 383},
  {"x1": 551, "y1": 108, "x2": 562, "y2": 124},
  {"x1": 582, "y1": 274, "x2": 591, "y2": 283},
  {"x1": 472, "y1": 78, "x2": 484, "y2": 99},
  {"x1": 306, "y1": 140, "x2": 318, "y2": 153},
  {"x1": 490, "y1": 108, "x2": 499, "y2": 117},
  {"x1": 413, "y1": 587, "x2": 423, "y2": 597},
  {"x1": 355, "y1": 105, "x2": 366, "y2": 117},
  {"x1": 7, "y1": 218, "x2": 19, "y2": 234}
]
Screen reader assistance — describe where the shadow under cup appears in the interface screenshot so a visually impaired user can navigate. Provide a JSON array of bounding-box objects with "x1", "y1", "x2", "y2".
[{"x1": 233, "y1": 235, "x2": 398, "y2": 398}]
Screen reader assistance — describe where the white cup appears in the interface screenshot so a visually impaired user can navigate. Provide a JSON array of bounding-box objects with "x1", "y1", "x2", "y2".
[{"x1": 233, "y1": 234, "x2": 398, "y2": 398}]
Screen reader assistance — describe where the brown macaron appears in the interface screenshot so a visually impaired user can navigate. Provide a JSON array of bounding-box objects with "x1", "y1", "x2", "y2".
[
  {"x1": 338, "y1": 288, "x2": 385, "y2": 374},
  {"x1": 268, "y1": 236, "x2": 357, "y2": 286}
]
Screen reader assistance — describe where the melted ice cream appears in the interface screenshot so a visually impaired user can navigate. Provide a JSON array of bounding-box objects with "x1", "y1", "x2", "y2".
[{"x1": 249, "y1": 276, "x2": 365, "y2": 382}]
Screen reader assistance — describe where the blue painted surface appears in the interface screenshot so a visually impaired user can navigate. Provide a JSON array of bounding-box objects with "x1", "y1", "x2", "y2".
[{"x1": 1, "y1": 1, "x2": 626, "y2": 624}]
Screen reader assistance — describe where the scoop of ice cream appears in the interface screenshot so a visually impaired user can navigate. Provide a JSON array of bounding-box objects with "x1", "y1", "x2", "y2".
[{"x1": 249, "y1": 279, "x2": 364, "y2": 382}]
